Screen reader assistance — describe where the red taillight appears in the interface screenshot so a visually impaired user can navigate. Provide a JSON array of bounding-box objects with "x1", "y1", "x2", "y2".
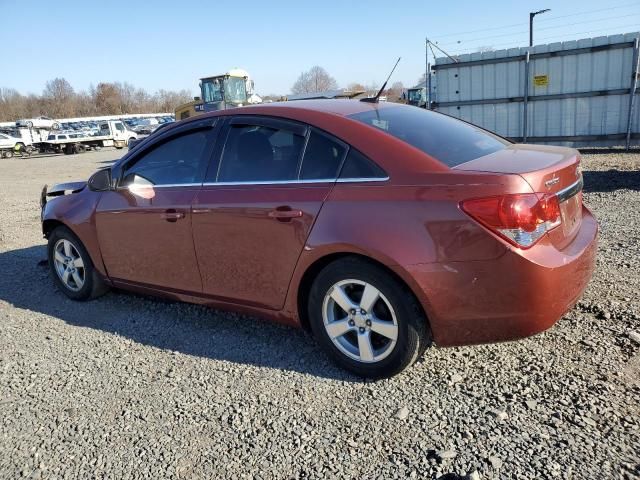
[{"x1": 461, "y1": 193, "x2": 561, "y2": 248}]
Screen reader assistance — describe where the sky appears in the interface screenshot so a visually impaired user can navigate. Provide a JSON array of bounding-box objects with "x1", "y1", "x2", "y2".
[{"x1": 2, "y1": 0, "x2": 639, "y2": 97}]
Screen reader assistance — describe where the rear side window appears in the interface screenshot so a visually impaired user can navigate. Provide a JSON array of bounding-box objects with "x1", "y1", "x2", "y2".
[
  {"x1": 348, "y1": 106, "x2": 509, "y2": 167},
  {"x1": 300, "y1": 130, "x2": 347, "y2": 180},
  {"x1": 218, "y1": 124, "x2": 304, "y2": 182},
  {"x1": 339, "y1": 149, "x2": 387, "y2": 179}
]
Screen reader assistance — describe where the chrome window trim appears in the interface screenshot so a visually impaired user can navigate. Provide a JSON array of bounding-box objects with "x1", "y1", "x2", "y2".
[
  {"x1": 198, "y1": 176, "x2": 390, "y2": 187},
  {"x1": 153, "y1": 183, "x2": 203, "y2": 188},
  {"x1": 556, "y1": 176, "x2": 583, "y2": 203},
  {"x1": 127, "y1": 177, "x2": 391, "y2": 188},
  {"x1": 202, "y1": 179, "x2": 337, "y2": 187},
  {"x1": 336, "y1": 176, "x2": 389, "y2": 183}
]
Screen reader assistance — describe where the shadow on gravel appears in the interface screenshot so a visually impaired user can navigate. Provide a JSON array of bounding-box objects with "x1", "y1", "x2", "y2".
[
  {"x1": 582, "y1": 169, "x2": 640, "y2": 193},
  {"x1": 0, "y1": 245, "x2": 358, "y2": 382}
]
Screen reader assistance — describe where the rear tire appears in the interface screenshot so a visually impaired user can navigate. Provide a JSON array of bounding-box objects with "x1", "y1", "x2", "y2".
[
  {"x1": 308, "y1": 257, "x2": 430, "y2": 378},
  {"x1": 3, "y1": 150, "x2": 13, "y2": 159},
  {"x1": 47, "y1": 226, "x2": 109, "y2": 301}
]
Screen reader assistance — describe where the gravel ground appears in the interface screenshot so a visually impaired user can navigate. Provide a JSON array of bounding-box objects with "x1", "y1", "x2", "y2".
[{"x1": 0, "y1": 148, "x2": 638, "y2": 479}]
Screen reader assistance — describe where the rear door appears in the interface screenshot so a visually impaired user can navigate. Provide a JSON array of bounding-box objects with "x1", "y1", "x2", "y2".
[
  {"x1": 192, "y1": 117, "x2": 347, "y2": 310},
  {"x1": 95, "y1": 120, "x2": 218, "y2": 292}
]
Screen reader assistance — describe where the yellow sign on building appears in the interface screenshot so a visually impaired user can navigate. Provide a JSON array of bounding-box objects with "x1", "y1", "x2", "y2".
[{"x1": 534, "y1": 75, "x2": 549, "y2": 87}]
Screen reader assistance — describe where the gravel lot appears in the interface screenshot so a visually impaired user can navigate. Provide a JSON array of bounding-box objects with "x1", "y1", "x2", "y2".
[{"x1": 0, "y1": 148, "x2": 639, "y2": 479}]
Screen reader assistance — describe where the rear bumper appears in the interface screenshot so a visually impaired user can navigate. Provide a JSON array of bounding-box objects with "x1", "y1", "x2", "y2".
[{"x1": 405, "y1": 205, "x2": 598, "y2": 347}]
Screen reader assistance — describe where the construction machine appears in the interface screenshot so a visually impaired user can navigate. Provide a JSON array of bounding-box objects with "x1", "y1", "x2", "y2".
[{"x1": 175, "y1": 68, "x2": 261, "y2": 120}]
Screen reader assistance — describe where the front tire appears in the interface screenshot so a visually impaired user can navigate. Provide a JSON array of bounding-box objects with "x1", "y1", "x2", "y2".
[
  {"x1": 47, "y1": 226, "x2": 109, "y2": 301},
  {"x1": 308, "y1": 257, "x2": 430, "y2": 378}
]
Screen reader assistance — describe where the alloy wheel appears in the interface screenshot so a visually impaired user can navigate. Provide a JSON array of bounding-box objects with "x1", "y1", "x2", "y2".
[
  {"x1": 322, "y1": 279, "x2": 398, "y2": 363},
  {"x1": 52, "y1": 239, "x2": 85, "y2": 292}
]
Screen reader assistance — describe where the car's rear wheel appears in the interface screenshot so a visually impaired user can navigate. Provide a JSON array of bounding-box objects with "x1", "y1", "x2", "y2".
[
  {"x1": 308, "y1": 257, "x2": 430, "y2": 378},
  {"x1": 47, "y1": 226, "x2": 109, "y2": 301}
]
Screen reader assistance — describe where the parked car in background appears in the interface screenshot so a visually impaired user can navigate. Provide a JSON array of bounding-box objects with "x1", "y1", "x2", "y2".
[
  {"x1": 40, "y1": 100, "x2": 597, "y2": 378},
  {"x1": 132, "y1": 118, "x2": 160, "y2": 135},
  {"x1": 0, "y1": 132, "x2": 29, "y2": 158},
  {"x1": 16, "y1": 116, "x2": 60, "y2": 130}
]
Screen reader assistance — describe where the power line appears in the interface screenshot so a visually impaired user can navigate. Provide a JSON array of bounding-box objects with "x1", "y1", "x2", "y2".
[
  {"x1": 535, "y1": 1, "x2": 640, "y2": 23},
  {"x1": 430, "y1": 1, "x2": 640, "y2": 39},
  {"x1": 446, "y1": 24, "x2": 640, "y2": 56},
  {"x1": 536, "y1": 12, "x2": 640, "y2": 31},
  {"x1": 436, "y1": 11, "x2": 640, "y2": 47}
]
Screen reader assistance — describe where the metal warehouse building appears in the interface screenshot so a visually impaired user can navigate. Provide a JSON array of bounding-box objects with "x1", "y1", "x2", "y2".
[{"x1": 430, "y1": 32, "x2": 640, "y2": 148}]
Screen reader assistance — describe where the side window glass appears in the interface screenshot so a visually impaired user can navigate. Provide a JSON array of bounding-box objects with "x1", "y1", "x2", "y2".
[
  {"x1": 218, "y1": 124, "x2": 304, "y2": 182},
  {"x1": 123, "y1": 130, "x2": 209, "y2": 186},
  {"x1": 300, "y1": 130, "x2": 346, "y2": 180},
  {"x1": 339, "y1": 149, "x2": 387, "y2": 180}
]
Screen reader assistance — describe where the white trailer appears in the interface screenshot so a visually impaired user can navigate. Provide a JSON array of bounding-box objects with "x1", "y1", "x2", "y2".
[{"x1": 41, "y1": 120, "x2": 137, "y2": 154}]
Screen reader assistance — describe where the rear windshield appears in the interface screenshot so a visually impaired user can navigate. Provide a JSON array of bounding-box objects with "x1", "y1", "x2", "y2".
[{"x1": 348, "y1": 107, "x2": 509, "y2": 167}]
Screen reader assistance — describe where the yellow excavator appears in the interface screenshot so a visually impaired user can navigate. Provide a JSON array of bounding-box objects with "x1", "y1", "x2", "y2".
[{"x1": 175, "y1": 68, "x2": 261, "y2": 120}]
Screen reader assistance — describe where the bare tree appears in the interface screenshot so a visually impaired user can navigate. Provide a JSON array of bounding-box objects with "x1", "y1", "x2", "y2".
[
  {"x1": 0, "y1": 78, "x2": 196, "y2": 121},
  {"x1": 94, "y1": 83, "x2": 123, "y2": 115},
  {"x1": 43, "y1": 78, "x2": 75, "y2": 117},
  {"x1": 388, "y1": 81, "x2": 404, "y2": 99},
  {"x1": 291, "y1": 66, "x2": 338, "y2": 94},
  {"x1": 347, "y1": 82, "x2": 366, "y2": 92}
]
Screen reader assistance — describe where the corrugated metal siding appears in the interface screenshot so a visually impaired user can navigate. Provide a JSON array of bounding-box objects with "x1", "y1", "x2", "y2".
[{"x1": 432, "y1": 33, "x2": 640, "y2": 147}]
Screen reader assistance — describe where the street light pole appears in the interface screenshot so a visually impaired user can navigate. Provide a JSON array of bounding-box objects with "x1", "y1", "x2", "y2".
[{"x1": 529, "y1": 9, "x2": 550, "y2": 46}]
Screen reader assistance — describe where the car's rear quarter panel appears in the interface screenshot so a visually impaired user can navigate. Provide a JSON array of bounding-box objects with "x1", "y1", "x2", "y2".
[{"x1": 284, "y1": 171, "x2": 544, "y2": 336}]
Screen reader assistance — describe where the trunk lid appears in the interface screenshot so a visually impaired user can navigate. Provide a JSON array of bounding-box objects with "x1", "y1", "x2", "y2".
[{"x1": 455, "y1": 144, "x2": 583, "y2": 249}]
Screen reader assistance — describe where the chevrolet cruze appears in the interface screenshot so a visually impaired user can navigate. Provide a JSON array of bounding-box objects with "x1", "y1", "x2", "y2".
[{"x1": 41, "y1": 100, "x2": 597, "y2": 378}]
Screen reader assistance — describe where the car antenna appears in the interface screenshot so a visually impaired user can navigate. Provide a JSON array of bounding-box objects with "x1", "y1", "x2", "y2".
[{"x1": 360, "y1": 57, "x2": 401, "y2": 103}]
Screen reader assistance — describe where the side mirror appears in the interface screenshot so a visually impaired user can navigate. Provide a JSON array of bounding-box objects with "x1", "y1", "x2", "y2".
[{"x1": 88, "y1": 168, "x2": 112, "y2": 191}]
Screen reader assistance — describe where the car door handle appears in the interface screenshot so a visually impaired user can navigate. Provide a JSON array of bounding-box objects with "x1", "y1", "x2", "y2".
[
  {"x1": 268, "y1": 207, "x2": 303, "y2": 221},
  {"x1": 161, "y1": 209, "x2": 185, "y2": 222}
]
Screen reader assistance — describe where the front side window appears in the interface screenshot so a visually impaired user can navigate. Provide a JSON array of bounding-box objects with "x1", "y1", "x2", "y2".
[
  {"x1": 123, "y1": 130, "x2": 210, "y2": 186},
  {"x1": 300, "y1": 130, "x2": 346, "y2": 180},
  {"x1": 202, "y1": 79, "x2": 224, "y2": 104},
  {"x1": 408, "y1": 89, "x2": 424, "y2": 103},
  {"x1": 224, "y1": 77, "x2": 247, "y2": 104},
  {"x1": 349, "y1": 106, "x2": 509, "y2": 168},
  {"x1": 218, "y1": 124, "x2": 304, "y2": 182}
]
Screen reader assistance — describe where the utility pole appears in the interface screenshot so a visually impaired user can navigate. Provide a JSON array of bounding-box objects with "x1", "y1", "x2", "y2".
[
  {"x1": 529, "y1": 9, "x2": 550, "y2": 46},
  {"x1": 425, "y1": 37, "x2": 429, "y2": 109}
]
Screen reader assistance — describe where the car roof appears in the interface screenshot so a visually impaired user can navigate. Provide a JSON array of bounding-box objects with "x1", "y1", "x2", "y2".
[
  {"x1": 124, "y1": 100, "x2": 448, "y2": 178},
  {"x1": 241, "y1": 99, "x2": 398, "y2": 116}
]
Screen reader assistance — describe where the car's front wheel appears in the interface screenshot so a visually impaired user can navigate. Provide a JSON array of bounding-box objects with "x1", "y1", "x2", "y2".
[
  {"x1": 308, "y1": 257, "x2": 430, "y2": 378},
  {"x1": 47, "y1": 226, "x2": 109, "y2": 300}
]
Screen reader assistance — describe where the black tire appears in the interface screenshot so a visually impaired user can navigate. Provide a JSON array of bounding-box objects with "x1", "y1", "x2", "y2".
[
  {"x1": 308, "y1": 257, "x2": 431, "y2": 378},
  {"x1": 47, "y1": 226, "x2": 109, "y2": 301},
  {"x1": 3, "y1": 150, "x2": 13, "y2": 159}
]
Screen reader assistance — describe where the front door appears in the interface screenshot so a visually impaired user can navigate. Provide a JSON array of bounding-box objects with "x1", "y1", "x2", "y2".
[
  {"x1": 192, "y1": 118, "x2": 347, "y2": 309},
  {"x1": 95, "y1": 126, "x2": 216, "y2": 293}
]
